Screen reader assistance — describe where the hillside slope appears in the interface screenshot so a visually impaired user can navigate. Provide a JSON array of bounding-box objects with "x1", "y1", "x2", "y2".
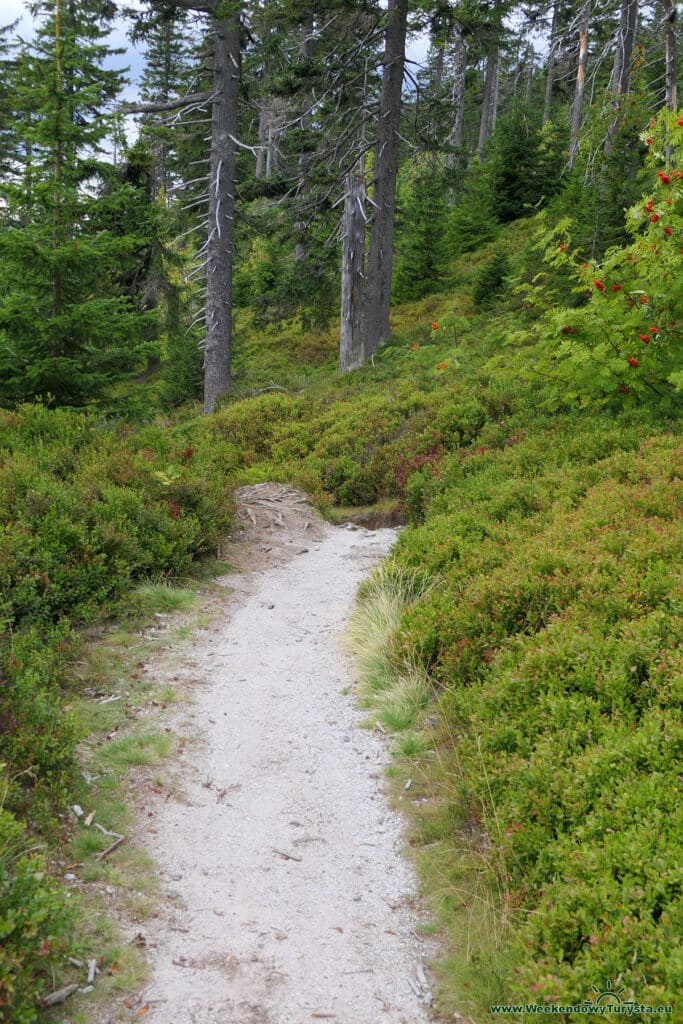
[{"x1": 1, "y1": 215, "x2": 681, "y2": 1022}]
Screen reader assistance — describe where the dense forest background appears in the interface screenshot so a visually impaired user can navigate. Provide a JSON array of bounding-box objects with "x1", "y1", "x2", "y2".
[
  {"x1": 0, "y1": 0, "x2": 679, "y2": 414},
  {"x1": 0, "y1": 0, "x2": 681, "y2": 1021}
]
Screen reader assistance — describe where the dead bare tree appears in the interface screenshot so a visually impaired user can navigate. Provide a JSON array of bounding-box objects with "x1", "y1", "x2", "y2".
[
  {"x1": 477, "y1": 47, "x2": 499, "y2": 159},
  {"x1": 542, "y1": 0, "x2": 560, "y2": 125},
  {"x1": 448, "y1": 32, "x2": 468, "y2": 159},
  {"x1": 603, "y1": 0, "x2": 638, "y2": 157},
  {"x1": 568, "y1": 0, "x2": 591, "y2": 169},
  {"x1": 125, "y1": 0, "x2": 241, "y2": 414},
  {"x1": 361, "y1": 0, "x2": 409, "y2": 358},
  {"x1": 339, "y1": 170, "x2": 367, "y2": 373}
]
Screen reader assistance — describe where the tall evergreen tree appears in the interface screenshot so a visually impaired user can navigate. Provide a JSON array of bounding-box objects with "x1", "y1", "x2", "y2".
[
  {"x1": 133, "y1": 9, "x2": 202, "y2": 203},
  {"x1": 0, "y1": 0, "x2": 159, "y2": 407},
  {"x1": 393, "y1": 158, "x2": 450, "y2": 302}
]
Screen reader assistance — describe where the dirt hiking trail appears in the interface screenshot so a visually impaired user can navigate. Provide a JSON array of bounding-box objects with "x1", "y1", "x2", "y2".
[{"x1": 122, "y1": 485, "x2": 438, "y2": 1024}]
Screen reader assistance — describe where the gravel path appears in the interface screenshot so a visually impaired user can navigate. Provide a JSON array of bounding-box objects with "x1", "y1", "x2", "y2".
[{"x1": 133, "y1": 487, "x2": 436, "y2": 1024}]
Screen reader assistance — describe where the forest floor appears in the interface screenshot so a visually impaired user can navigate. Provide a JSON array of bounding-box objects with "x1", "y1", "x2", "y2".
[{"x1": 96, "y1": 484, "x2": 440, "y2": 1024}]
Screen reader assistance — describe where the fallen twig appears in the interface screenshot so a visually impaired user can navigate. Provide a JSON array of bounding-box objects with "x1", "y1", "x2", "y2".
[
  {"x1": 272, "y1": 848, "x2": 302, "y2": 862},
  {"x1": 407, "y1": 976, "x2": 422, "y2": 997},
  {"x1": 251, "y1": 382, "x2": 287, "y2": 396},
  {"x1": 416, "y1": 961, "x2": 429, "y2": 989},
  {"x1": 40, "y1": 984, "x2": 79, "y2": 1008},
  {"x1": 413, "y1": 960, "x2": 433, "y2": 1006},
  {"x1": 94, "y1": 835, "x2": 127, "y2": 862},
  {"x1": 94, "y1": 822, "x2": 124, "y2": 839}
]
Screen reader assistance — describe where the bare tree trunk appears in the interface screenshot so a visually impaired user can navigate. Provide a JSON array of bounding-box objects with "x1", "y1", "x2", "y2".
[
  {"x1": 340, "y1": 172, "x2": 366, "y2": 373},
  {"x1": 604, "y1": 0, "x2": 638, "y2": 156},
  {"x1": 160, "y1": 23, "x2": 172, "y2": 197},
  {"x1": 490, "y1": 51, "x2": 501, "y2": 134},
  {"x1": 448, "y1": 32, "x2": 467, "y2": 162},
  {"x1": 664, "y1": 0, "x2": 678, "y2": 162},
  {"x1": 568, "y1": 1, "x2": 590, "y2": 169},
  {"x1": 609, "y1": 0, "x2": 638, "y2": 97},
  {"x1": 255, "y1": 101, "x2": 269, "y2": 178},
  {"x1": 53, "y1": 0, "x2": 64, "y2": 325},
  {"x1": 542, "y1": 0, "x2": 559, "y2": 125},
  {"x1": 432, "y1": 38, "x2": 445, "y2": 98},
  {"x1": 525, "y1": 46, "x2": 535, "y2": 103},
  {"x1": 664, "y1": 0, "x2": 677, "y2": 113},
  {"x1": 256, "y1": 99, "x2": 285, "y2": 178},
  {"x1": 203, "y1": 12, "x2": 240, "y2": 415},
  {"x1": 361, "y1": 0, "x2": 408, "y2": 358},
  {"x1": 477, "y1": 49, "x2": 497, "y2": 159},
  {"x1": 266, "y1": 115, "x2": 278, "y2": 176},
  {"x1": 294, "y1": 16, "x2": 314, "y2": 262},
  {"x1": 426, "y1": 36, "x2": 447, "y2": 141}
]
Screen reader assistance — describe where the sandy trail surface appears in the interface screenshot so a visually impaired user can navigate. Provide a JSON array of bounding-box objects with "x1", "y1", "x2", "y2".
[{"x1": 127, "y1": 485, "x2": 436, "y2": 1024}]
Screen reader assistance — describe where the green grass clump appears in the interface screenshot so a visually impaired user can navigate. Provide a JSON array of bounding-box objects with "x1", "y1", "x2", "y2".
[
  {"x1": 348, "y1": 564, "x2": 434, "y2": 732},
  {"x1": 94, "y1": 731, "x2": 176, "y2": 770},
  {"x1": 132, "y1": 581, "x2": 200, "y2": 615}
]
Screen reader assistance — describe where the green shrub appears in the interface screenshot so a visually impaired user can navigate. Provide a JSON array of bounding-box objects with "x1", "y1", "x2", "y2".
[
  {"x1": 0, "y1": 795, "x2": 74, "y2": 1024},
  {"x1": 0, "y1": 406, "x2": 234, "y2": 815},
  {"x1": 0, "y1": 625, "x2": 79, "y2": 819},
  {"x1": 473, "y1": 251, "x2": 510, "y2": 308},
  {"x1": 392, "y1": 431, "x2": 682, "y2": 1006},
  {"x1": 536, "y1": 110, "x2": 683, "y2": 413}
]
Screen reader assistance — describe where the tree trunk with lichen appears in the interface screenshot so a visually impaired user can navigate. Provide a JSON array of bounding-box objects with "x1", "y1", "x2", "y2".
[
  {"x1": 664, "y1": 0, "x2": 677, "y2": 112},
  {"x1": 448, "y1": 32, "x2": 467, "y2": 161},
  {"x1": 542, "y1": 0, "x2": 559, "y2": 125},
  {"x1": 361, "y1": 0, "x2": 408, "y2": 358},
  {"x1": 477, "y1": 48, "x2": 498, "y2": 159},
  {"x1": 664, "y1": 0, "x2": 677, "y2": 162},
  {"x1": 203, "y1": 11, "x2": 240, "y2": 414},
  {"x1": 568, "y1": 1, "x2": 590, "y2": 169},
  {"x1": 340, "y1": 171, "x2": 366, "y2": 373},
  {"x1": 604, "y1": 0, "x2": 638, "y2": 157}
]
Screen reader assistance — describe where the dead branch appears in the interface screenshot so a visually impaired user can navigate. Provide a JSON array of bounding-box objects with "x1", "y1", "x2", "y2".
[
  {"x1": 94, "y1": 835, "x2": 127, "y2": 862},
  {"x1": 122, "y1": 91, "x2": 212, "y2": 115},
  {"x1": 40, "y1": 984, "x2": 79, "y2": 1008},
  {"x1": 272, "y1": 848, "x2": 302, "y2": 862}
]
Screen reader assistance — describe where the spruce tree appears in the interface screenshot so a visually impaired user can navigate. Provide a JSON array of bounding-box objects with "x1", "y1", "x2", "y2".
[
  {"x1": 0, "y1": 0, "x2": 159, "y2": 407},
  {"x1": 132, "y1": 9, "x2": 202, "y2": 203},
  {"x1": 393, "y1": 159, "x2": 450, "y2": 302},
  {"x1": 489, "y1": 104, "x2": 544, "y2": 222}
]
